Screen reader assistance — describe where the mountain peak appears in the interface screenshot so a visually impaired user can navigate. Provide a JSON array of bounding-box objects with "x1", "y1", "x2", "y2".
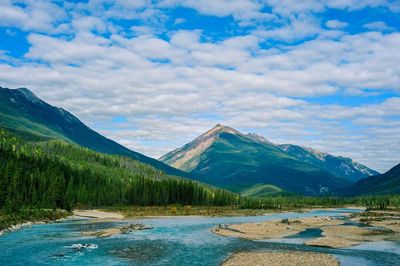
[
  {"x1": 18, "y1": 87, "x2": 42, "y2": 102},
  {"x1": 159, "y1": 124, "x2": 241, "y2": 171},
  {"x1": 206, "y1": 124, "x2": 240, "y2": 136}
]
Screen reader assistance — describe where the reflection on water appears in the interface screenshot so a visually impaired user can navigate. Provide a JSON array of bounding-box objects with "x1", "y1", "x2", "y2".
[
  {"x1": 1, "y1": 208, "x2": 399, "y2": 266},
  {"x1": 285, "y1": 228, "x2": 323, "y2": 239}
]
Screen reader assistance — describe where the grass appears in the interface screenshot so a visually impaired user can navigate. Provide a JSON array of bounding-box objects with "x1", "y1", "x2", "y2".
[
  {"x1": 104, "y1": 205, "x2": 280, "y2": 218},
  {"x1": 241, "y1": 184, "x2": 283, "y2": 197},
  {"x1": 362, "y1": 228, "x2": 394, "y2": 236},
  {"x1": 106, "y1": 202, "x2": 371, "y2": 218},
  {"x1": 280, "y1": 218, "x2": 301, "y2": 225},
  {"x1": 351, "y1": 208, "x2": 400, "y2": 224}
]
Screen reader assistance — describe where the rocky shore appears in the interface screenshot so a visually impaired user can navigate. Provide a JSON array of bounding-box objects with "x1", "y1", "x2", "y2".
[
  {"x1": 0, "y1": 221, "x2": 41, "y2": 236},
  {"x1": 82, "y1": 223, "x2": 153, "y2": 237},
  {"x1": 0, "y1": 219, "x2": 65, "y2": 236},
  {"x1": 222, "y1": 251, "x2": 339, "y2": 266},
  {"x1": 0, "y1": 209, "x2": 118, "y2": 237}
]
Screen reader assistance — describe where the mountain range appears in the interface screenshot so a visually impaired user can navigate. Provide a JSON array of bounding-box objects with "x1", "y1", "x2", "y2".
[
  {"x1": 160, "y1": 124, "x2": 378, "y2": 195},
  {"x1": 1, "y1": 86, "x2": 398, "y2": 197},
  {"x1": 278, "y1": 144, "x2": 379, "y2": 182}
]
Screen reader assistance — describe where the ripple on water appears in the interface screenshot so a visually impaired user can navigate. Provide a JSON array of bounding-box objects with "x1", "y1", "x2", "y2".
[
  {"x1": 65, "y1": 221, "x2": 124, "y2": 232},
  {"x1": 348, "y1": 241, "x2": 400, "y2": 255},
  {"x1": 109, "y1": 239, "x2": 171, "y2": 263}
]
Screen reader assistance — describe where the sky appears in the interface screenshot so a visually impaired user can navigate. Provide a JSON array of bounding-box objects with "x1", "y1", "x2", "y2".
[{"x1": 0, "y1": 0, "x2": 399, "y2": 173}]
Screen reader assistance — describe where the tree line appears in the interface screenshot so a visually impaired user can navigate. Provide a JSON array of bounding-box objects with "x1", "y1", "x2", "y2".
[
  {"x1": 1, "y1": 128, "x2": 399, "y2": 214},
  {"x1": 239, "y1": 194, "x2": 400, "y2": 210},
  {"x1": 0, "y1": 128, "x2": 238, "y2": 212}
]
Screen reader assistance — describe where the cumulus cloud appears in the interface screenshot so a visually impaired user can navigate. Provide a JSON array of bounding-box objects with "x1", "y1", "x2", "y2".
[
  {"x1": 158, "y1": 0, "x2": 266, "y2": 21},
  {"x1": 0, "y1": 0, "x2": 399, "y2": 172},
  {"x1": 363, "y1": 21, "x2": 394, "y2": 31},
  {"x1": 326, "y1": 19, "x2": 348, "y2": 29},
  {"x1": 0, "y1": 0, "x2": 68, "y2": 33}
]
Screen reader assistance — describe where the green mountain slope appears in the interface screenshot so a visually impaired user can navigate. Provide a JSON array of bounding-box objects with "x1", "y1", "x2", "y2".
[
  {"x1": 0, "y1": 86, "x2": 187, "y2": 177},
  {"x1": 160, "y1": 124, "x2": 351, "y2": 196},
  {"x1": 241, "y1": 184, "x2": 284, "y2": 197},
  {"x1": 279, "y1": 144, "x2": 379, "y2": 182},
  {"x1": 0, "y1": 128, "x2": 238, "y2": 211},
  {"x1": 337, "y1": 164, "x2": 400, "y2": 196}
]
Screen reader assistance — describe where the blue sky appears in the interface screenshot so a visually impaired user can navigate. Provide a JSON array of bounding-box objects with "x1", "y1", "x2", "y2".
[{"x1": 0, "y1": 0, "x2": 399, "y2": 172}]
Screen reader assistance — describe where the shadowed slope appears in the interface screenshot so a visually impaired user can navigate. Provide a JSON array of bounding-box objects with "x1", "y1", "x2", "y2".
[{"x1": 338, "y1": 164, "x2": 400, "y2": 196}]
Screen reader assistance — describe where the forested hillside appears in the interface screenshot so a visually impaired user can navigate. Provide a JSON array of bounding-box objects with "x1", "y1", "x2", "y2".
[
  {"x1": 0, "y1": 87, "x2": 190, "y2": 178},
  {"x1": 0, "y1": 128, "x2": 238, "y2": 212},
  {"x1": 337, "y1": 164, "x2": 400, "y2": 196}
]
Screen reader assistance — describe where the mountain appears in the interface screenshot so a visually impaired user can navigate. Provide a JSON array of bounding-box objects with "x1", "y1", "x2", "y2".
[
  {"x1": 279, "y1": 144, "x2": 379, "y2": 182},
  {"x1": 0, "y1": 86, "x2": 187, "y2": 177},
  {"x1": 160, "y1": 124, "x2": 352, "y2": 195},
  {"x1": 241, "y1": 184, "x2": 285, "y2": 197},
  {"x1": 0, "y1": 128, "x2": 238, "y2": 213},
  {"x1": 337, "y1": 164, "x2": 400, "y2": 196}
]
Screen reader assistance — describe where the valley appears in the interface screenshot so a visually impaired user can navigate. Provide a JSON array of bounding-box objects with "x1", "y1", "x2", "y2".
[
  {"x1": 0, "y1": 87, "x2": 399, "y2": 266},
  {"x1": 1, "y1": 1, "x2": 400, "y2": 265}
]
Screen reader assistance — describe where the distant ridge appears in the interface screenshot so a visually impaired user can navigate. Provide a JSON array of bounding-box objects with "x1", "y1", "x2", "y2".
[
  {"x1": 338, "y1": 163, "x2": 400, "y2": 196},
  {"x1": 278, "y1": 144, "x2": 379, "y2": 182}
]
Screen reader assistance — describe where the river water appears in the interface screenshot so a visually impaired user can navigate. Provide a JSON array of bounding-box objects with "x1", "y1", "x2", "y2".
[{"x1": 1, "y1": 208, "x2": 400, "y2": 265}]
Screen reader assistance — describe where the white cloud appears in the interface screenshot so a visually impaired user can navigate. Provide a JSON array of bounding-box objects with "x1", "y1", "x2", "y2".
[
  {"x1": 173, "y1": 18, "x2": 185, "y2": 25},
  {"x1": 326, "y1": 19, "x2": 348, "y2": 29},
  {"x1": 158, "y1": 0, "x2": 266, "y2": 21},
  {"x1": 0, "y1": 0, "x2": 68, "y2": 33},
  {"x1": 0, "y1": 0, "x2": 399, "y2": 172},
  {"x1": 170, "y1": 30, "x2": 201, "y2": 48},
  {"x1": 363, "y1": 21, "x2": 394, "y2": 31},
  {"x1": 255, "y1": 15, "x2": 322, "y2": 42}
]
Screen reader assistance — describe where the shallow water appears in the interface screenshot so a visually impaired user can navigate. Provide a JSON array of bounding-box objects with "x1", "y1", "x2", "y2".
[{"x1": 1, "y1": 208, "x2": 399, "y2": 265}]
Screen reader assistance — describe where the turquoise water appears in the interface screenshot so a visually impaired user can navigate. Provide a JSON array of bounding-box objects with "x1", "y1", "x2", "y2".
[{"x1": 1, "y1": 209, "x2": 400, "y2": 265}]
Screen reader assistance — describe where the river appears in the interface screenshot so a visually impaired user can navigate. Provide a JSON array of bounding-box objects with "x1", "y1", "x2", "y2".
[{"x1": 1, "y1": 208, "x2": 400, "y2": 265}]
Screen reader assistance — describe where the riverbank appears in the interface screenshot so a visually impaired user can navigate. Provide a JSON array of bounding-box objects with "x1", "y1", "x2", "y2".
[
  {"x1": 107, "y1": 205, "x2": 282, "y2": 218},
  {"x1": 212, "y1": 216, "x2": 344, "y2": 240},
  {"x1": 351, "y1": 209, "x2": 400, "y2": 232},
  {"x1": 73, "y1": 207, "x2": 284, "y2": 238},
  {"x1": 73, "y1": 207, "x2": 271, "y2": 238},
  {"x1": 0, "y1": 209, "x2": 70, "y2": 235},
  {"x1": 222, "y1": 251, "x2": 339, "y2": 266},
  {"x1": 72, "y1": 209, "x2": 124, "y2": 219},
  {"x1": 304, "y1": 210, "x2": 400, "y2": 248},
  {"x1": 212, "y1": 209, "x2": 400, "y2": 248}
]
